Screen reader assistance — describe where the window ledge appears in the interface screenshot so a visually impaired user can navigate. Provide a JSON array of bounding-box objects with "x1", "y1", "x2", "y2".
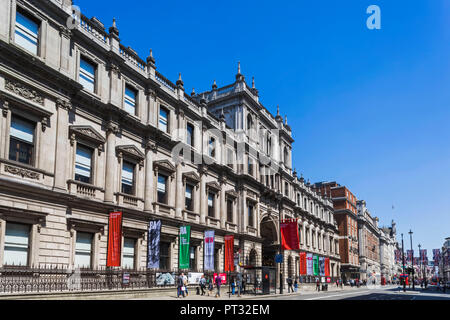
[
  {"x1": 67, "y1": 179, "x2": 104, "y2": 191},
  {"x1": 0, "y1": 158, "x2": 54, "y2": 177}
]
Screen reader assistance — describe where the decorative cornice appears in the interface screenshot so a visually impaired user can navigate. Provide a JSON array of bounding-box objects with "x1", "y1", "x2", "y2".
[
  {"x1": 145, "y1": 140, "x2": 157, "y2": 152},
  {"x1": 105, "y1": 121, "x2": 119, "y2": 134},
  {"x1": 4, "y1": 164, "x2": 41, "y2": 180},
  {"x1": 153, "y1": 159, "x2": 176, "y2": 173},
  {"x1": 5, "y1": 79, "x2": 44, "y2": 105},
  {"x1": 116, "y1": 145, "x2": 145, "y2": 167},
  {"x1": 206, "y1": 181, "x2": 221, "y2": 193},
  {"x1": 182, "y1": 171, "x2": 200, "y2": 184},
  {"x1": 56, "y1": 98, "x2": 72, "y2": 111}
]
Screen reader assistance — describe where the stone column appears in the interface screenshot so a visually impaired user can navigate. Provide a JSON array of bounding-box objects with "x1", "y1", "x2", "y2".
[
  {"x1": 53, "y1": 99, "x2": 71, "y2": 191},
  {"x1": 199, "y1": 165, "x2": 207, "y2": 224},
  {"x1": 240, "y1": 187, "x2": 247, "y2": 233},
  {"x1": 104, "y1": 121, "x2": 118, "y2": 203},
  {"x1": 219, "y1": 175, "x2": 226, "y2": 229},
  {"x1": 175, "y1": 162, "x2": 183, "y2": 218},
  {"x1": 144, "y1": 140, "x2": 156, "y2": 212}
]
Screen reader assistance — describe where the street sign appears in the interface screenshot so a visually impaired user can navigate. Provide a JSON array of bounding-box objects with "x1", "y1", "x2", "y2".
[{"x1": 275, "y1": 254, "x2": 283, "y2": 263}]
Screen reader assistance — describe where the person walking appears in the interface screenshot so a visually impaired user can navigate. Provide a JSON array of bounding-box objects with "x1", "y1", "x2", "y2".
[
  {"x1": 215, "y1": 274, "x2": 222, "y2": 298},
  {"x1": 177, "y1": 273, "x2": 185, "y2": 298},
  {"x1": 183, "y1": 273, "x2": 189, "y2": 297},
  {"x1": 287, "y1": 276, "x2": 293, "y2": 293},
  {"x1": 208, "y1": 276, "x2": 213, "y2": 296},
  {"x1": 237, "y1": 273, "x2": 243, "y2": 297},
  {"x1": 316, "y1": 278, "x2": 320, "y2": 292},
  {"x1": 294, "y1": 278, "x2": 298, "y2": 292},
  {"x1": 231, "y1": 277, "x2": 236, "y2": 295},
  {"x1": 199, "y1": 275, "x2": 206, "y2": 296}
]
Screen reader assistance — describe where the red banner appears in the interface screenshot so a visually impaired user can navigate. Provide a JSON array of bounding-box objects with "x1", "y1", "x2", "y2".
[
  {"x1": 107, "y1": 211, "x2": 123, "y2": 267},
  {"x1": 224, "y1": 235, "x2": 234, "y2": 272},
  {"x1": 280, "y1": 219, "x2": 299, "y2": 250},
  {"x1": 325, "y1": 258, "x2": 330, "y2": 277},
  {"x1": 299, "y1": 252, "x2": 307, "y2": 275}
]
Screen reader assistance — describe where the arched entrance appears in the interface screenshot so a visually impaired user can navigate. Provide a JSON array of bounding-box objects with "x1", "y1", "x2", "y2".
[{"x1": 260, "y1": 216, "x2": 278, "y2": 267}]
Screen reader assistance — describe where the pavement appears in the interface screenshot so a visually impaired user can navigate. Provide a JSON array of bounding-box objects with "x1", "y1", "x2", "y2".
[{"x1": 132, "y1": 285, "x2": 450, "y2": 300}]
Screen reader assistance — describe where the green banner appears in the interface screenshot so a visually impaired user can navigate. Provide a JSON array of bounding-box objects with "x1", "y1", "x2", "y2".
[
  {"x1": 313, "y1": 255, "x2": 319, "y2": 276},
  {"x1": 179, "y1": 225, "x2": 191, "y2": 269}
]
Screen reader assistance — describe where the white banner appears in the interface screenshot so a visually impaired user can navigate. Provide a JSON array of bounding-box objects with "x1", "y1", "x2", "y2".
[{"x1": 204, "y1": 230, "x2": 215, "y2": 271}]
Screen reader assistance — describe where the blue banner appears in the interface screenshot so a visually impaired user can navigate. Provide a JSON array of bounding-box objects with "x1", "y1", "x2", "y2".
[{"x1": 147, "y1": 220, "x2": 161, "y2": 269}]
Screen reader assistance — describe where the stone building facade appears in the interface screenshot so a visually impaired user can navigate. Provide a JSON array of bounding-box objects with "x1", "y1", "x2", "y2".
[
  {"x1": 379, "y1": 220, "x2": 399, "y2": 282},
  {"x1": 356, "y1": 200, "x2": 381, "y2": 282},
  {"x1": 0, "y1": 0, "x2": 340, "y2": 286}
]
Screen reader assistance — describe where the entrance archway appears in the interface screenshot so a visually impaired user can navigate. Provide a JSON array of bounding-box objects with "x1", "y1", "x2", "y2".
[{"x1": 260, "y1": 216, "x2": 278, "y2": 267}]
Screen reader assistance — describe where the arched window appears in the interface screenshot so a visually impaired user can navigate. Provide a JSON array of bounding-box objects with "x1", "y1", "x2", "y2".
[
  {"x1": 247, "y1": 114, "x2": 253, "y2": 131},
  {"x1": 267, "y1": 135, "x2": 272, "y2": 156}
]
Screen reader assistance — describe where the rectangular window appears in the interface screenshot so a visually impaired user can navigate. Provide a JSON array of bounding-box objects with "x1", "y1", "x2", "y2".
[
  {"x1": 208, "y1": 193, "x2": 214, "y2": 217},
  {"x1": 9, "y1": 116, "x2": 35, "y2": 165},
  {"x1": 121, "y1": 161, "x2": 134, "y2": 195},
  {"x1": 227, "y1": 199, "x2": 233, "y2": 223},
  {"x1": 122, "y1": 237, "x2": 135, "y2": 269},
  {"x1": 185, "y1": 184, "x2": 193, "y2": 211},
  {"x1": 248, "y1": 158, "x2": 253, "y2": 175},
  {"x1": 157, "y1": 174, "x2": 167, "y2": 204},
  {"x1": 285, "y1": 182, "x2": 289, "y2": 196},
  {"x1": 159, "y1": 241, "x2": 170, "y2": 270},
  {"x1": 227, "y1": 149, "x2": 233, "y2": 169},
  {"x1": 79, "y1": 58, "x2": 96, "y2": 93},
  {"x1": 75, "y1": 232, "x2": 93, "y2": 268},
  {"x1": 15, "y1": 11, "x2": 39, "y2": 55},
  {"x1": 186, "y1": 123, "x2": 194, "y2": 147},
  {"x1": 3, "y1": 222, "x2": 30, "y2": 266},
  {"x1": 248, "y1": 204, "x2": 254, "y2": 227},
  {"x1": 159, "y1": 107, "x2": 168, "y2": 133},
  {"x1": 208, "y1": 137, "x2": 215, "y2": 158},
  {"x1": 124, "y1": 86, "x2": 137, "y2": 115},
  {"x1": 189, "y1": 246, "x2": 196, "y2": 271},
  {"x1": 75, "y1": 145, "x2": 93, "y2": 183}
]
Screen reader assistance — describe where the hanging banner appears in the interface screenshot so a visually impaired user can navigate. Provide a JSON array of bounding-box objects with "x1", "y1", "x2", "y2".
[
  {"x1": 325, "y1": 258, "x2": 330, "y2": 277},
  {"x1": 413, "y1": 257, "x2": 419, "y2": 266},
  {"x1": 394, "y1": 250, "x2": 401, "y2": 264},
  {"x1": 420, "y1": 249, "x2": 428, "y2": 264},
  {"x1": 224, "y1": 235, "x2": 234, "y2": 272},
  {"x1": 147, "y1": 220, "x2": 161, "y2": 269},
  {"x1": 407, "y1": 250, "x2": 414, "y2": 263},
  {"x1": 306, "y1": 253, "x2": 313, "y2": 275},
  {"x1": 107, "y1": 211, "x2": 123, "y2": 267},
  {"x1": 204, "y1": 230, "x2": 215, "y2": 271},
  {"x1": 280, "y1": 219, "x2": 300, "y2": 250},
  {"x1": 299, "y1": 252, "x2": 307, "y2": 275},
  {"x1": 433, "y1": 249, "x2": 441, "y2": 266},
  {"x1": 179, "y1": 225, "x2": 191, "y2": 269},
  {"x1": 319, "y1": 257, "x2": 325, "y2": 276},
  {"x1": 313, "y1": 255, "x2": 319, "y2": 276}
]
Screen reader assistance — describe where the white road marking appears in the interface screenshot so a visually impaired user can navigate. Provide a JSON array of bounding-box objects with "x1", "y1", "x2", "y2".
[{"x1": 305, "y1": 290, "x2": 372, "y2": 300}]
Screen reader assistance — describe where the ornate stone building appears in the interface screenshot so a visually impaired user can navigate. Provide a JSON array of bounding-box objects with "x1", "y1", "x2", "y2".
[
  {"x1": 0, "y1": 0, "x2": 340, "y2": 287},
  {"x1": 379, "y1": 220, "x2": 400, "y2": 282},
  {"x1": 356, "y1": 200, "x2": 381, "y2": 282}
]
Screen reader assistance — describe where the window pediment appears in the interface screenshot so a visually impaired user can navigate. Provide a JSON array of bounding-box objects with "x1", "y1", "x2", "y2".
[
  {"x1": 153, "y1": 159, "x2": 175, "y2": 173},
  {"x1": 226, "y1": 190, "x2": 238, "y2": 199},
  {"x1": 116, "y1": 145, "x2": 145, "y2": 162},
  {"x1": 183, "y1": 171, "x2": 200, "y2": 184},
  {"x1": 69, "y1": 125, "x2": 106, "y2": 147},
  {"x1": 206, "y1": 181, "x2": 221, "y2": 193}
]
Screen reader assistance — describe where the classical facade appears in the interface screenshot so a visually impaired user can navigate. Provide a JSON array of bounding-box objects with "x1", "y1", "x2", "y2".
[
  {"x1": 356, "y1": 200, "x2": 381, "y2": 282},
  {"x1": 379, "y1": 220, "x2": 399, "y2": 282},
  {"x1": 0, "y1": 0, "x2": 340, "y2": 289}
]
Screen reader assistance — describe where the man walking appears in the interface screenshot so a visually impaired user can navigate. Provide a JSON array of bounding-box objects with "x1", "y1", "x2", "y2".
[
  {"x1": 215, "y1": 274, "x2": 222, "y2": 298},
  {"x1": 287, "y1": 276, "x2": 293, "y2": 293},
  {"x1": 237, "y1": 273, "x2": 243, "y2": 297},
  {"x1": 316, "y1": 278, "x2": 320, "y2": 292},
  {"x1": 199, "y1": 275, "x2": 206, "y2": 296},
  {"x1": 177, "y1": 273, "x2": 185, "y2": 298}
]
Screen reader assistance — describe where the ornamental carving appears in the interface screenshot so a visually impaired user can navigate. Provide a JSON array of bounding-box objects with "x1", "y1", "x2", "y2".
[
  {"x1": 153, "y1": 159, "x2": 176, "y2": 173},
  {"x1": 5, "y1": 79, "x2": 44, "y2": 105},
  {"x1": 5, "y1": 165, "x2": 40, "y2": 180},
  {"x1": 69, "y1": 126, "x2": 106, "y2": 145},
  {"x1": 182, "y1": 171, "x2": 200, "y2": 184}
]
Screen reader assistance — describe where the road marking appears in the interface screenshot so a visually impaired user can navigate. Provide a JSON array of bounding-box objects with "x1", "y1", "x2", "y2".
[{"x1": 305, "y1": 290, "x2": 372, "y2": 300}]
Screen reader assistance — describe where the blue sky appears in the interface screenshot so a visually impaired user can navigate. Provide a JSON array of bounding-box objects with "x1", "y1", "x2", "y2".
[{"x1": 73, "y1": 0, "x2": 450, "y2": 255}]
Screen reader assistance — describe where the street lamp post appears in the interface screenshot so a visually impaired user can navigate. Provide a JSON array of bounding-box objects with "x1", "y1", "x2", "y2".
[
  {"x1": 418, "y1": 244, "x2": 422, "y2": 286},
  {"x1": 408, "y1": 230, "x2": 415, "y2": 290},
  {"x1": 401, "y1": 233, "x2": 406, "y2": 292}
]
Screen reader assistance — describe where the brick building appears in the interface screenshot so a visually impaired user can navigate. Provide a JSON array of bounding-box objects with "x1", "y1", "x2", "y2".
[{"x1": 314, "y1": 182, "x2": 360, "y2": 280}]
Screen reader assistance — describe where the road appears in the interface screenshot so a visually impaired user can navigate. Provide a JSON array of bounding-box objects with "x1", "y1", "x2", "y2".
[{"x1": 250, "y1": 285, "x2": 450, "y2": 300}]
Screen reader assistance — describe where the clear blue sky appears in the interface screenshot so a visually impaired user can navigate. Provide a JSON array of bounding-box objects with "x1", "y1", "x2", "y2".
[{"x1": 73, "y1": 0, "x2": 450, "y2": 255}]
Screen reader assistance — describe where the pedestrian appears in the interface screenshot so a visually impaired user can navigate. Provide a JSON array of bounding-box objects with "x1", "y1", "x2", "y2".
[
  {"x1": 177, "y1": 273, "x2": 185, "y2": 298},
  {"x1": 231, "y1": 277, "x2": 236, "y2": 295},
  {"x1": 199, "y1": 275, "x2": 206, "y2": 296},
  {"x1": 287, "y1": 276, "x2": 293, "y2": 293},
  {"x1": 242, "y1": 277, "x2": 246, "y2": 294},
  {"x1": 237, "y1": 273, "x2": 242, "y2": 297},
  {"x1": 215, "y1": 274, "x2": 222, "y2": 297},
  {"x1": 316, "y1": 278, "x2": 320, "y2": 292},
  {"x1": 294, "y1": 278, "x2": 298, "y2": 292},
  {"x1": 208, "y1": 277, "x2": 213, "y2": 296},
  {"x1": 183, "y1": 273, "x2": 189, "y2": 297}
]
